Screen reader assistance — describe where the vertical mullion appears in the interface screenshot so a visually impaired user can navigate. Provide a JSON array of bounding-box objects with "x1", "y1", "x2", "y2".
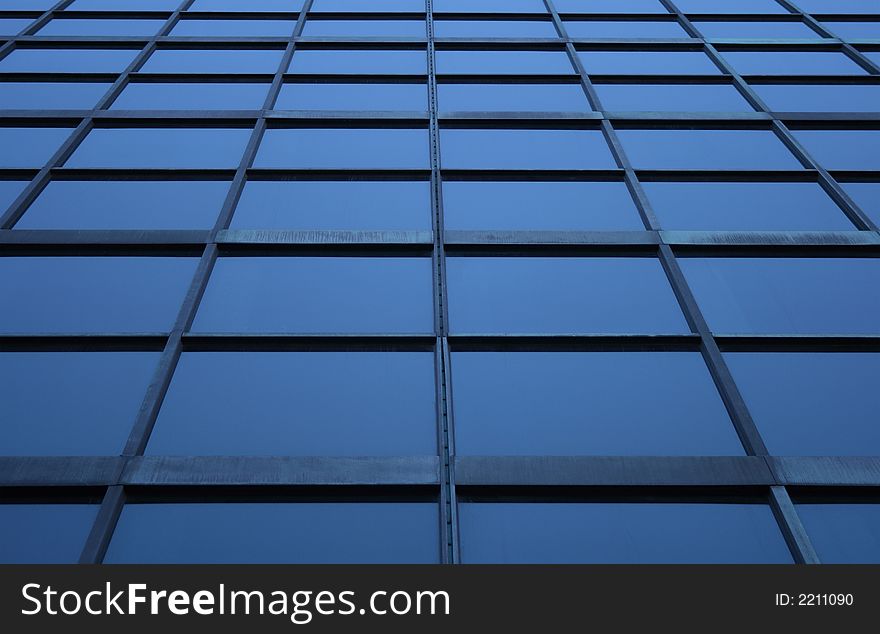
[
  {"x1": 78, "y1": 485, "x2": 126, "y2": 564},
  {"x1": 770, "y1": 486, "x2": 821, "y2": 564}
]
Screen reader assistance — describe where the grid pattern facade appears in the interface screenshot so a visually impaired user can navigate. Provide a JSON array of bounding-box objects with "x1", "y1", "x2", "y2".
[{"x1": 0, "y1": 0, "x2": 879, "y2": 564}]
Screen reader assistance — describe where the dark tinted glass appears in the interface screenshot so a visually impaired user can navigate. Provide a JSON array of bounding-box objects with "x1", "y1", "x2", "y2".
[
  {"x1": 38, "y1": 18, "x2": 165, "y2": 36},
  {"x1": 797, "y1": 504, "x2": 880, "y2": 564},
  {"x1": 254, "y1": 128, "x2": 429, "y2": 169},
  {"x1": 823, "y1": 22, "x2": 880, "y2": 40},
  {"x1": 792, "y1": 130, "x2": 880, "y2": 171},
  {"x1": 446, "y1": 257, "x2": 688, "y2": 334},
  {"x1": 440, "y1": 129, "x2": 616, "y2": 169},
  {"x1": 452, "y1": 352, "x2": 741, "y2": 456},
  {"x1": 149, "y1": 352, "x2": 436, "y2": 456},
  {"x1": 0, "y1": 82, "x2": 110, "y2": 110},
  {"x1": 595, "y1": 83, "x2": 752, "y2": 112},
  {"x1": 459, "y1": 503, "x2": 793, "y2": 563},
  {"x1": 673, "y1": 0, "x2": 787, "y2": 12},
  {"x1": 65, "y1": 128, "x2": 252, "y2": 169},
  {"x1": 442, "y1": 181, "x2": 643, "y2": 230},
  {"x1": 0, "y1": 180, "x2": 28, "y2": 212},
  {"x1": 434, "y1": 20, "x2": 558, "y2": 38},
  {"x1": 726, "y1": 353, "x2": 880, "y2": 456},
  {"x1": 105, "y1": 503, "x2": 440, "y2": 563},
  {"x1": 192, "y1": 257, "x2": 434, "y2": 334},
  {"x1": 554, "y1": 0, "x2": 668, "y2": 12},
  {"x1": 842, "y1": 183, "x2": 880, "y2": 225},
  {"x1": 434, "y1": 0, "x2": 545, "y2": 11},
  {"x1": 579, "y1": 51, "x2": 720, "y2": 74},
  {"x1": 171, "y1": 19, "x2": 297, "y2": 37},
  {"x1": 0, "y1": 352, "x2": 158, "y2": 456},
  {"x1": 564, "y1": 20, "x2": 688, "y2": 38},
  {"x1": 754, "y1": 84, "x2": 880, "y2": 112},
  {"x1": 438, "y1": 83, "x2": 590, "y2": 112},
  {"x1": 188, "y1": 0, "x2": 305, "y2": 9},
  {"x1": 617, "y1": 129, "x2": 803, "y2": 170},
  {"x1": 17, "y1": 181, "x2": 229, "y2": 230},
  {"x1": 140, "y1": 49, "x2": 284, "y2": 74},
  {"x1": 302, "y1": 20, "x2": 426, "y2": 37},
  {"x1": 276, "y1": 83, "x2": 428, "y2": 111},
  {"x1": 111, "y1": 83, "x2": 270, "y2": 110},
  {"x1": 0, "y1": 256, "x2": 197, "y2": 334},
  {"x1": 0, "y1": 48, "x2": 139, "y2": 73},
  {"x1": 721, "y1": 51, "x2": 867, "y2": 75},
  {"x1": 435, "y1": 50, "x2": 574, "y2": 75},
  {"x1": 288, "y1": 50, "x2": 427, "y2": 74},
  {"x1": 643, "y1": 182, "x2": 854, "y2": 231},
  {"x1": 680, "y1": 257, "x2": 880, "y2": 335},
  {"x1": 231, "y1": 180, "x2": 432, "y2": 231},
  {"x1": 0, "y1": 505, "x2": 98, "y2": 564},
  {"x1": 695, "y1": 21, "x2": 821, "y2": 39},
  {"x1": 0, "y1": 127, "x2": 70, "y2": 168}
]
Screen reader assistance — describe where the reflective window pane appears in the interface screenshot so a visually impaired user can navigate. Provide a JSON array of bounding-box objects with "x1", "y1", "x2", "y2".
[
  {"x1": 66, "y1": 128, "x2": 252, "y2": 169},
  {"x1": 726, "y1": 353, "x2": 880, "y2": 456},
  {"x1": 617, "y1": 129, "x2": 803, "y2": 170},
  {"x1": 0, "y1": 19, "x2": 33, "y2": 36},
  {"x1": 0, "y1": 48, "x2": 139, "y2": 73},
  {"x1": 442, "y1": 181, "x2": 643, "y2": 231},
  {"x1": 0, "y1": 352, "x2": 159, "y2": 456},
  {"x1": 754, "y1": 84, "x2": 880, "y2": 112},
  {"x1": 188, "y1": 0, "x2": 306, "y2": 11},
  {"x1": 822, "y1": 22, "x2": 880, "y2": 41},
  {"x1": 452, "y1": 352, "x2": 742, "y2": 456},
  {"x1": 579, "y1": 51, "x2": 721, "y2": 75},
  {"x1": 0, "y1": 180, "x2": 28, "y2": 212},
  {"x1": 0, "y1": 127, "x2": 70, "y2": 168},
  {"x1": 170, "y1": 19, "x2": 297, "y2": 37},
  {"x1": 111, "y1": 82, "x2": 269, "y2": 110},
  {"x1": 438, "y1": 83, "x2": 589, "y2": 112},
  {"x1": 0, "y1": 256, "x2": 197, "y2": 334},
  {"x1": 105, "y1": 503, "x2": 440, "y2": 563},
  {"x1": 796, "y1": 0, "x2": 879, "y2": 14},
  {"x1": 38, "y1": 19, "x2": 166, "y2": 36},
  {"x1": 288, "y1": 50, "x2": 427, "y2": 75},
  {"x1": 792, "y1": 130, "x2": 880, "y2": 171},
  {"x1": 673, "y1": 0, "x2": 788, "y2": 13},
  {"x1": 0, "y1": 82, "x2": 110, "y2": 110},
  {"x1": 595, "y1": 83, "x2": 752, "y2": 112},
  {"x1": 459, "y1": 503, "x2": 793, "y2": 563},
  {"x1": 193, "y1": 257, "x2": 434, "y2": 334},
  {"x1": 695, "y1": 21, "x2": 822, "y2": 39},
  {"x1": 70, "y1": 0, "x2": 180, "y2": 8},
  {"x1": 720, "y1": 51, "x2": 867, "y2": 75},
  {"x1": 276, "y1": 82, "x2": 427, "y2": 111},
  {"x1": 434, "y1": 0, "x2": 546, "y2": 12},
  {"x1": 797, "y1": 504, "x2": 880, "y2": 564},
  {"x1": 254, "y1": 128, "x2": 429, "y2": 169},
  {"x1": 842, "y1": 182, "x2": 880, "y2": 226},
  {"x1": 680, "y1": 257, "x2": 880, "y2": 335},
  {"x1": 446, "y1": 257, "x2": 689, "y2": 334},
  {"x1": 302, "y1": 20, "x2": 426, "y2": 37},
  {"x1": 231, "y1": 180, "x2": 432, "y2": 231},
  {"x1": 436, "y1": 50, "x2": 574, "y2": 75},
  {"x1": 554, "y1": 0, "x2": 668, "y2": 13},
  {"x1": 0, "y1": 505, "x2": 98, "y2": 564},
  {"x1": 311, "y1": 0, "x2": 424, "y2": 11},
  {"x1": 434, "y1": 20, "x2": 558, "y2": 38},
  {"x1": 149, "y1": 352, "x2": 436, "y2": 456},
  {"x1": 17, "y1": 181, "x2": 229, "y2": 230},
  {"x1": 643, "y1": 182, "x2": 854, "y2": 231},
  {"x1": 140, "y1": 49, "x2": 283, "y2": 74},
  {"x1": 565, "y1": 20, "x2": 688, "y2": 39},
  {"x1": 440, "y1": 129, "x2": 616, "y2": 170}
]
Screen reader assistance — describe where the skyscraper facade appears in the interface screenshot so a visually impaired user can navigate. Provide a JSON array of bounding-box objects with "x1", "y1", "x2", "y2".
[{"x1": 0, "y1": 0, "x2": 878, "y2": 564}]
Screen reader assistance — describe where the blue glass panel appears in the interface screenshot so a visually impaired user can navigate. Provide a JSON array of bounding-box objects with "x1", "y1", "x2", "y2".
[
  {"x1": 0, "y1": 352, "x2": 159, "y2": 456},
  {"x1": 797, "y1": 0, "x2": 879, "y2": 14},
  {"x1": 822, "y1": 22, "x2": 880, "y2": 40},
  {"x1": 438, "y1": 83, "x2": 589, "y2": 112},
  {"x1": 289, "y1": 50, "x2": 427, "y2": 74},
  {"x1": 579, "y1": 51, "x2": 721, "y2": 74},
  {"x1": 311, "y1": 0, "x2": 424, "y2": 11},
  {"x1": 596, "y1": 83, "x2": 752, "y2": 112},
  {"x1": 866, "y1": 52, "x2": 880, "y2": 66},
  {"x1": 231, "y1": 180, "x2": 432, "y2": 230},
  {"x1": 792, "y1": 130, "x2": 880, "y2": 171},
  {"x1": 105, "y1": 503, "x2": 440, "y2": 563},
  {"x1": 192, "y1": 257, "x2": 434, "y2": 334},
  {"x1": 38, "y1": 19, "x2": 166, "y2": 36},
  {"x1": 0, "y1": 505, "x2": 98, "y2": 564},
  {"x1": 70, "y1": 0, "x2": 180, "y2": 8},
  {"x1": 434, "y1": 0, "x2": 545, "y2": 11},
  {"x1": 721, "y1": 51, "x2": 867, "y2": 75},
  {"x1": 0, "y1": 180, "x2": 28, "y2": 212},
  {"x1": 66, "y1": 128, "x2": 252, "y2": 169},
  {"x1": 302, "y1": 20, "x2": 426, "y2": 37},
  {"x1": 254, "y1": 128, "x2": 429, "y2": 169},
  {"x1": 680, "y1": 257, "x2": 880, "y2": 335},
  {"x1": 188, "y1": 0, "x2": 305, "y2": 10},
  {"x1": 452, "y1": 352, "x2": 742, "y2": 456},
  {"x1": 171, "y1": 20, "x2": 297, "y2": 37},
  {"x1": 0, "y1": 82, "x2": 110, "y2": 110},
  {"x1": 276, "y1": 83, "x2": 427, "y2": 111},
  {"x1": 797, "y1": 505, "x2": 880, "y2": 564},
  {"x1": 0, "y1": 256, "x2": 198, "y2": 334},
  {"x1": 0, "y1": 48, "x2": 140, "y2": 73},
  {"x1": 17, "y1": 180, "x2": 229, "y2": 230},
  {"x1": 841, "y1": 182, "x2": 880, "y2": 226},
  {"x1": 140, "y1": 49, "x2": 284, "y2": 74},
  {"x1": 754, "y1": 84, "x2": 880, "y2": 112},
  {"x1": 459, "y1": 503, "x2": 793, "y2": 563},
  {"x1": 726, "y1": 353, "x2": 880, "y2": 456},
  {"x1": 0, "y1": 127, "x2": 70, "y2": 168},
  {"x1": 673, "y1": 0, "x2": 787, "y2": 13},
  {"x1": 442, "y1": 181, "x2": 643, "y2": 230},
  {"x1": 617, "y1": 129, "x2": 803, "y2": 170},
  {"x1": 446, "y1": 257, "x2": 689, "y2": 334},
  {"x1": 434, "y1": 20, "x2": 558, "y2": 38},
  {"x1": 554, "y1": 0, "x2": 668, "y2": 13},
  {"x1": 436, "y1": 50, "x2": 574, "y2": 75},
  {"x1": 149, "y1": 352, "x2": 436, "y2": 456},
  {"x1": 2, "y1": 0, "x2": 65, "y2": 8},
  {"x1": 695, "y1": 21, "x2": 822, "y2": 39},
  {"x1": 0, "y1": 19, "x2": 34, "y2": 35},
  {"x1": 440, "y1": 129, "x2": 616, "y2": 169},
  {"x1": 643, "y1": 182, "x2": 854, "y2": 231},
  {"x1": 111, "y1": 83, "x2": 269, "y2": 110},
  {"x1": 564, "y1": 20, "x2": 688, "y2": 38}
]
